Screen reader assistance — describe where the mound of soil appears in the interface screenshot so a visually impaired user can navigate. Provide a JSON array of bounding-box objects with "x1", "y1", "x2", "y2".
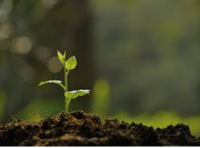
[{"x1": 0, "y1": 111, "x2": 199, "y2": 146}]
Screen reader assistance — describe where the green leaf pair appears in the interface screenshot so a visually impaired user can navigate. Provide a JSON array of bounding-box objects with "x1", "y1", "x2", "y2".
[
  {"x1": 57, "y1": 51, "x2": 77, "y2": 71},
  {"x1": 39, "y1": 50, "x2": 90, "y2": 114}
]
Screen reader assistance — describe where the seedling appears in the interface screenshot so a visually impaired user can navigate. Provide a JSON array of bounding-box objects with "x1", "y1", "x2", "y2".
[{"x1": 39, "y1": 50, "x2": 90, "y2": 114}]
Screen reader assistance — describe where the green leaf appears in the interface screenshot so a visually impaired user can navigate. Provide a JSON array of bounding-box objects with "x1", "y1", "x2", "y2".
[
  {"x1": 39, "y1": 80, "x2": 65, "y2": 91},
  {"x1": 63, "y1": 51, "x2": 66, "y2": 60},
  {"x1": 64, "y1": 89, "x2": 90, "y2": 99},
  {"x1": 65, "y1": 56, "x2": 77, "y2": 70},
  {"x1": 57, "y1": 50, "x2": 66, "y2": 64}
]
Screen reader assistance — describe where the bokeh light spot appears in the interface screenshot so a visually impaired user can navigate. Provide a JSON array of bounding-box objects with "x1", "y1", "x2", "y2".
[
  {"x1": 47, "y1": 56, "x2": 63, "y2": 73},
  {"x1": 11, "y1": 37, "x2": 32, "y2": 54},
  {"x1": 41, "y1": 0, "x2": 58, "y2": 8},
  {"x1": 0, "y1": 0, "x2": 13, "y2": 18},
  {"x1": 0, "y1": 23, "x2": 12, "y2": 40},
  {"x1": 35, "y1": 47, "x2": 52, "y2": 63}
]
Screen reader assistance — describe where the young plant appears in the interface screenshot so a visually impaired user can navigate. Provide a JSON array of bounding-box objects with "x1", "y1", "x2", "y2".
[{"x1": 39, "y1": 50, "x2": 90, "y2": 114}]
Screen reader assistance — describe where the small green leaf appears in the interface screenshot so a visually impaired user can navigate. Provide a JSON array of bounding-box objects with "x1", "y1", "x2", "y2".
[
  {"x1": 57, "y1": 50, "x2": 66, "y2": 64},
  {"x1": 65, "y1": 56, "x2": 77, "y2": 70},
  {"x1": 64, "y1": 89, "x2": 90, "y2": 99},
  {"x1": 63, "y1": 51, "x2": 66, "y2": 59},
  {"x1": 39, "y1": 80, "x2": 65, "y2": 91}
]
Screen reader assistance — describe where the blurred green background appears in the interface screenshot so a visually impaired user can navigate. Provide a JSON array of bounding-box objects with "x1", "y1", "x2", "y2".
[{"x1": 1, "y1": 0, "x2": 200, "y2": 136}]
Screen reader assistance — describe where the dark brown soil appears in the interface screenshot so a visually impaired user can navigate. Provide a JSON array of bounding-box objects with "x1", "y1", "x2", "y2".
[{"x1": 0, "y1": 110, "x2": 199, "y2": 146}]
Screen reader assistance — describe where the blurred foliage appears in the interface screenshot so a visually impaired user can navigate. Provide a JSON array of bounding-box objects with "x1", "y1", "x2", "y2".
[
  {"x1": 92, "y1": 78, "x2": 110, "y2": 116},
  {"x1": 0, "y1": 91, "x2": 6, "y2": 119},
  {"x1": 115, "y1": 111, "x2": 200, "y2": 137},
  {"x1": 15, "y1": 98, "x2": 63, "y2": 122},
  {"x1": 92, "y1": 0, "x2": 200, "y2": 115}
]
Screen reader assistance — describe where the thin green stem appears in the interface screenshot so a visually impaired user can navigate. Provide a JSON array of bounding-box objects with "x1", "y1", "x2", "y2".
[
  {"x1": 64, "y1": 66, "x2": 70, "y2": 113},
  {"x1": 65, "y1": 98, "x2": 71, "y2": 114},
  {"x1": 64, "y1": 70, "x2": 69, "y2": 92}
]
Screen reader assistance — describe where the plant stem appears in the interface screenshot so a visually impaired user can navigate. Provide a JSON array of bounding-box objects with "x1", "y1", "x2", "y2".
[
  {"x1": 65, "y1": 97, "x2": 69, "y2": 114},
  {"x1": 65, "y1": 99, "x2": 71, "y2": 114},
  {"x1": 65, "y1": 70, "x2": 68, "y2": 92},
  {"x1": 64, "y1": 68, "x2": 69, "y2": 113}
]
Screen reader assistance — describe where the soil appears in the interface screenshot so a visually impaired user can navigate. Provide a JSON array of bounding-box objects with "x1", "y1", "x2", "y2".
[{"x1": 0, "y1": 110, "x2": 200, "y2": 146}]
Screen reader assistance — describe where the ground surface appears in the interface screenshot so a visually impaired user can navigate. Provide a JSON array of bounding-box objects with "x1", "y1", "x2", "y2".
[{"x1": 0, "y1": 110, "x2": 199, "y2": 146}]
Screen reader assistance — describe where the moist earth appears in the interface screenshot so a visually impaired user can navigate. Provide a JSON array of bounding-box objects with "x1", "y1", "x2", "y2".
[{"x1": 0, "y1": 111, "x2": 199, "y2": 146}]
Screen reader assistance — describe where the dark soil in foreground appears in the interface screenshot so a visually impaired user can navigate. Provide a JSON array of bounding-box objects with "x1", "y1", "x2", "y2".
[{"x1": 0, "y1": 111, "x2": 199, "y2": 146}]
